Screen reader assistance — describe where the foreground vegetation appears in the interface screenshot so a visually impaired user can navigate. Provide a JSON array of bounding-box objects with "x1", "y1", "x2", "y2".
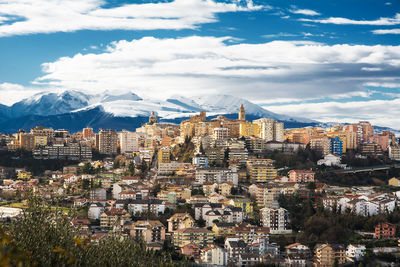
[{"x1": 0, "y1": 196, "x2": 185, "y2": 267}]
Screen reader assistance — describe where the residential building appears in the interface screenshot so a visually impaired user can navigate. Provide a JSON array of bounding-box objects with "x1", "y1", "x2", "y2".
[
  {"x1": 314, "y1": 243, "x2": 346, "y2": 267},
  {"x1": 213, "y1": 128, "x2": 229, "y2": 140},
  {"x1": 158, "y1": 147, "x2": 171, "y2": 165},
  {"x1": 100, "y1": 208, "x2": 131, "y2": 229},
  {"x1": 260, "y1": 207, "x2": 291, "y2": 234},
  {"x1": 374, "y1": 222, "x2": 396, "y2": 239},
  {"x1": 97, "y1": 129, "x2": 118, "y2": 155},
  {"x1": 310, "y1": 135, "x2": 331, "y2": 156},
  {"x1": 330, "y1": 137, "x2": 343, "y2": 156},
  {"x1": 195, "y1": 167, "x2": 238, "y2": 186},
  {"x1": 288, "y1": 170, "x2": 315, "y2": 183},
  {"x1": 119, "y1": 130, "x2": 139, "y2": 154},
  {"x1": 346, "y1": 244, "x2": 366, "y2": 261},
  {"x1": 167, "y1": 213, "x2": 195, "y2": 233},
  {"x1": 234, "y1": 226, "x2": 270, "y2": 244},
  {"x1": 389, "y1": 146, "x2": 400, "y2": 161},
  {"x1": 130, "y1": 220, "x2": 166, "y2": 243},
  {"x1": 253, "y1": 118, "x2": 284, "y2": 142},
  {"x1": 172, "y1": 227, "x2": 214, "y2": 248},
  {"x1": 82, "y1": 127, "x2": 95, "y2": 139}
]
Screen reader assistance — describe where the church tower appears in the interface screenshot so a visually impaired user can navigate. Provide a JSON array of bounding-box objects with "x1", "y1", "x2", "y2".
[{"x1": 239, "y1": 104, "x2": 245, "y2": 121}]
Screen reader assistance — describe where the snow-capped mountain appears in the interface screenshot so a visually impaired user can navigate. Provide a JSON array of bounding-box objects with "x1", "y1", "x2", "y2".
[{"x1": 0, "y1": 90, "x2": 316, "y2": 133}]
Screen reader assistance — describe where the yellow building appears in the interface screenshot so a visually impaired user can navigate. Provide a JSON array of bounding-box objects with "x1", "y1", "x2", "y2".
[
  {"x1": 158, "y1": 147, "x2": 171, "y2": 165},
  {"x1": 248, "y1": 163, "x2": 277, "y2": 183},
  {"x1": 17, "y1": 171, "x2": 32, "y2": 180},
  {"x1": 314, "y1": 244, "x2": 346, "y2": 267},
  {"x1": 212, "y1": 222, "x2": 235, "y2": 237},
  {"x1": 167, "y1": 213, "x2": 195, "y2": 233},
  {"x1": 219, "y1": 182, "x2": 234, "y2": 196},
  {"x1": 389, "y1": 177, "x2": 400, "y2": 187},
  {"x1": 172, "y1": 227, "x2": 214, "y2": 248},
  {"x1": 239, "y1": 122, "x2": 260, "y2": 137},
  {"x1": 34, "y1": 135, "x2": 47, "y2": 147}
]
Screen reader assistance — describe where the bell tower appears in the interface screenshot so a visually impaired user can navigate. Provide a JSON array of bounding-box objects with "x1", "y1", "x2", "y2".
[{"x1": 239, "y1": 104, "x2": 245, "y2": 121}]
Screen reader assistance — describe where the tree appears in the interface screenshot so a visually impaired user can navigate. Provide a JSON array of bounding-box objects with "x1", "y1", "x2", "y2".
[
  {"x1": 127, "y1": 161, "x2": 135, "y2": 176},
  {"x1": 6, "y1": 195, "x2": 183, "y2": 266}
]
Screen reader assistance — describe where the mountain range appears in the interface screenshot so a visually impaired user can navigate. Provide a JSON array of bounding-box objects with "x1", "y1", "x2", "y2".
[{"x1": 0, "y1": 90, "x2": 317, "y2": 133}]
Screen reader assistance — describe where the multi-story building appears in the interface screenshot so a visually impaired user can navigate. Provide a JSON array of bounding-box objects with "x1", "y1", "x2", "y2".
[
  {"x1": 33, "y1": 144, "x2": 92, "y2": 160},
  {"x1": 18, "y1": 133, "x2": 35, "y2": 151},
  {"x1": 82, "y1": 127, "x2": 95, "y2": 139},
  {"x1": 358, "y1": 121, "x2": 374, "y2": 143},
  {"x1": 131, "y1": 220, "x2": 166, "y2": 243},
  {"x1": 330, "y1": 137, "x2": 343, "y2": 156},
  {"x1": 247, "y1": 159, "x2": 277, "y2": 183},
  {"x1": 360, "y1": 143, "x2": 383, "y2": 156},
  {"x1": 253, "y1": 118, "x2": 284, "y2": 142},
  {"x1": 346, "y1": 244, "x2": 366, "y2": 261},
  {"x1": 167, "y1": 213, "x2": 196, "y2": 233},
  {"x1": 173, "y1": 227, "x2": 214, "y2": 248},
  {"x1": 260, "y1": 207, "x2": 291, "y2": 234},
  {"x1": 100, "y1": 208, "x2": 131, "y2": 229},
  {"x1": 195, "y1": 167, "x2": 238, "y2": 185},
  {"x1": 213, "y1": 128, "x2": 229, "y2": 140},
  {"x1": 288, "y1": 170, "x2": 315, "y2": 183},
  {"x1": 97, "y1": 129, "x2": 118, "y2": 155},
  {"x1": 314, "y1": 244, "x2": 346, "y2": 267},
  {"x1": 119, "y1": 130, "x2": 139, "y2": 154},
  {"x1": 34, "y1": 135, "x2": 47, "y2": 147},
  {"x1": 30, "y1": 126, "x2": 55, "y2": 142},
  {"x1": 158, "y1": 147, "x2": 171, "y2": 165},
  {"x1": 310, "y1": 135, "x2": 331, "y2": 156},
  {"x1": 374, "y1": 222, "x2": 396, "y2": 239},
  {"x1": 234, "y1": 226, "x2": 270, "y2": 244},
  {"x1": 239, "y1": 122, "x2": 260, "y2": 138},
  {"x1": 389, "y1": 146, "x2": 400, "y2": 161},
  {"x1": 255, "y1": 184, "x2": 282, "y2": 208}
]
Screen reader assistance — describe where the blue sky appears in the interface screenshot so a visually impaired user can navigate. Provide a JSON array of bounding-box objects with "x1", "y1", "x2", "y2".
[{"x1": 0, "y1": 0, "x2": 399, "y2": 127}]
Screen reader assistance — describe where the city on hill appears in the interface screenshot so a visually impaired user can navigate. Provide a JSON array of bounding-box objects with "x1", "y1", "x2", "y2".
[{"x1": 0, "y1": 105, "x2": 399, "y2": 266}]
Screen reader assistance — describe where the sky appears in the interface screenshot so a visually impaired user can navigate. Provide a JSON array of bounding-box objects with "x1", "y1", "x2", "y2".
[{"x1": 0, "y1": 0, "x2": 399, "y2": 127}]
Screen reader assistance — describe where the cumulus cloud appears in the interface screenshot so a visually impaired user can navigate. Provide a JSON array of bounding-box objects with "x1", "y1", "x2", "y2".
[
  {"x1": 265, "y1": 98, "x2": 400, "y2": 128},
  {"x1": 0, "y1": 0, "x2": 264, "y2": 37},
  {"x1": 300, "y1": 13, "x2": 400, "y2": 25},
  {"x1": 30, "y1": 36, "x2": 400, "y2": 105}
]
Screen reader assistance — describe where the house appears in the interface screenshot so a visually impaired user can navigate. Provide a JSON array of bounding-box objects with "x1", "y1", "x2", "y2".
[
  {"x1": 172, "y1": 227, "x2": 214, "y2": 248},
  {"x1": 375, "y1": 222, "x2": 396, "y2": 239},
  {"x1": 180, "y1": 243, "x2": 200, "y2": 260},
  {"x1": 202, "y1": 182, "x2": 218, "y2": 195},
  {"x1": 238, "y1": 253, "x2": 261, "y2": 267},
  {"x1": 346, "y1": 244, "x2": 366, "y2": 261},
  {"x1": 219, "y1": 182, "x2": 234, "y2": 196},
  {"x1": 285, "y1": 243, "x2": 310, "y2": 257},
  {"x1": 388, "y1": 177, "x2": 400, "y2": 187},
  {"x1": 167, "y1": 213, "x2": 195, "y2": 233},
  {"x1": 115, "y1": 199, "x2": 166, "y2": 216},
  {"x1": 288, "y1": 170, "x2": 315, "y2": 183},
  {"x1": 317, "y1": 154, "x2": 341, "y2": 167},
  {"x1": 285, "y1": 254, "x2": 307, "y2": 267},
  {"x1": 314, "y1": 243, "x2": 346, "y2": 267},
  {"x1": 130, "y1": 220, "x2": 166, "y2": 244}
]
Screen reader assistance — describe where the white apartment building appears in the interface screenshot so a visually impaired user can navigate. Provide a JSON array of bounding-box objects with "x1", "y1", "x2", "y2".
[{"x1": 119, "y1": 130, "x2": 139, "y2": 154}]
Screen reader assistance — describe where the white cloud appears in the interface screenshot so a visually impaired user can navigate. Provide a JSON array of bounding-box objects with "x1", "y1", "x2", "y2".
[
  {"x1": 0, "y1": 0, "x2": 264, "y2": 37},
  {"x1": 29, "y1": 36, "x2": 400, "y2": 105},
  {"x1": 290, "y1": 8, "x2": 320, "y2": 16},
  {"x1": 265, "y1": 98, "x2": 400, "y2": 128},
  {"x1": 0, "y1": 83, "x2": 44, "y2": 105},
  {"x1": 300, "y1": 13, "x2": 400, "y2": 25},
  {"x1": 372, "y1": 28, "x2": 400, "y2": 34}
]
